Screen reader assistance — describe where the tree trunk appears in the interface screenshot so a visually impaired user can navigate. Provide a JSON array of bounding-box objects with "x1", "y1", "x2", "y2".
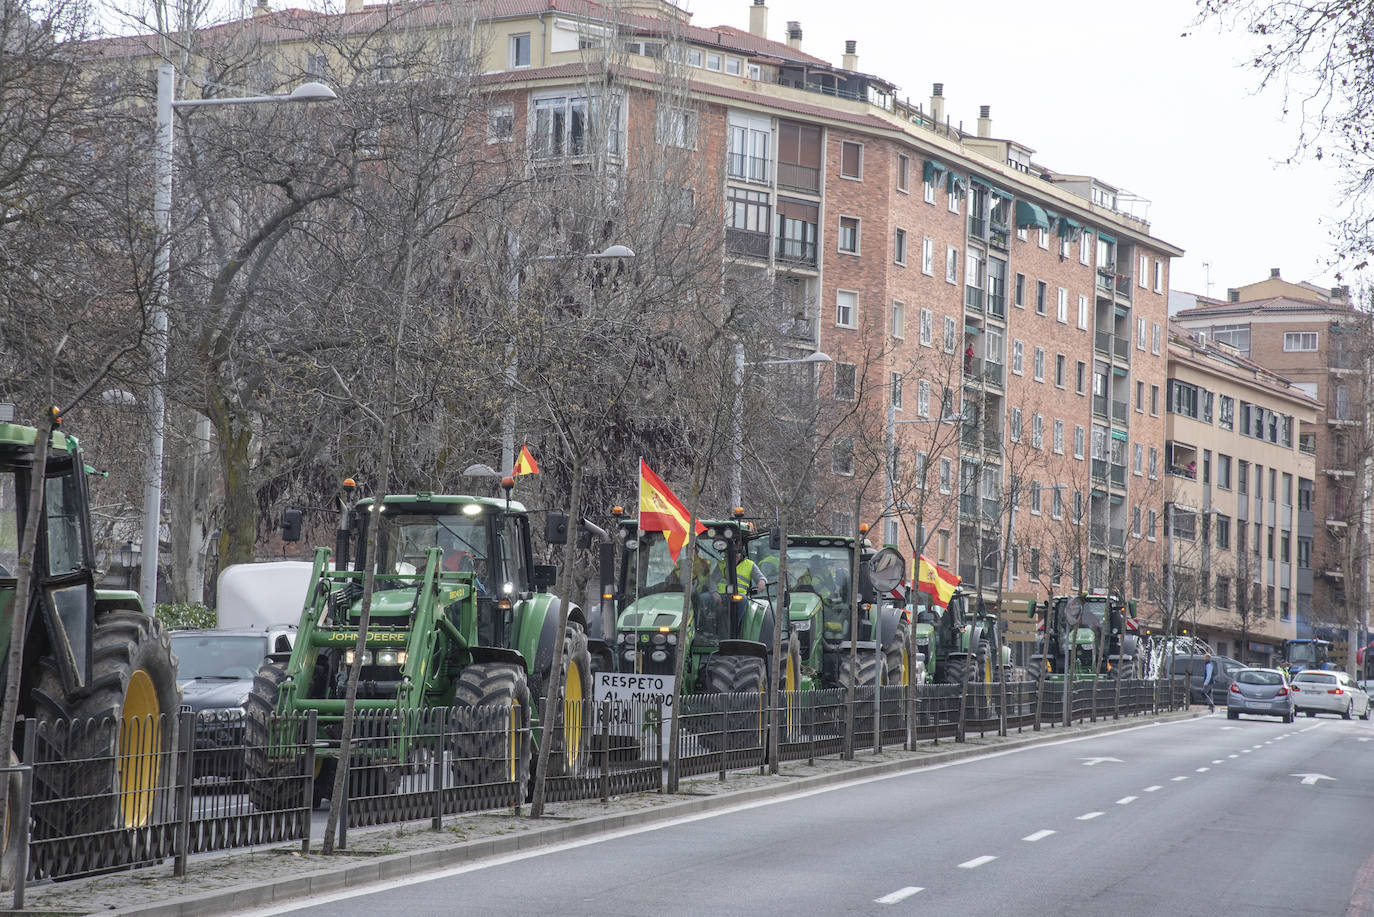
[{"x1": 210, "y1": 390, "x2": 257, "y2": 571}]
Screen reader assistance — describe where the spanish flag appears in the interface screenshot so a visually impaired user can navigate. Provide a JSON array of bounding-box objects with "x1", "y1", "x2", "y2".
[
  {"x1": 638, "y1": 458, "x2": 704, "y2": 562},
  {"x1": 917, "y1": 555, "x2": 960, "y2": 609},
  {"x1": 512, "y1": 444, "x2": 539, "y2": 477}
]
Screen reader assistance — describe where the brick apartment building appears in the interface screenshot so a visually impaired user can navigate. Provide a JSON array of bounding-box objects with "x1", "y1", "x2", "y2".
[
  {"x1": 97, "y1": 0, "x2": 1184, "y2": 616},
  {"x1": 1174, "y1": 273, "x2": 1372, "y2": 650}
]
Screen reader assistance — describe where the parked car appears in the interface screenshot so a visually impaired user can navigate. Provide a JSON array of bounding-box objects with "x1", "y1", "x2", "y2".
[
  {"x1": 1166, "y1": 654, "x2": 1244, "y2": 706},
  {"x1": 1291, "y1": 669, "x2": 1372, "y2": 720},
  {"x1": 172, "y1": 627, "x2": 296, "y2": 776},
  {"x1": 1226, "y1": 667, "x2": 1294, "y2": 722}
]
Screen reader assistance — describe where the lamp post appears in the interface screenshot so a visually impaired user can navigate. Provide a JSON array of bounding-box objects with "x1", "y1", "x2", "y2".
[
  {"x1": 730, "y1": 349, "x2": 831, "y2": 509},
  {"x1": 499, "y1": 244, "x2": 636, "y2": 476},
  {"x1": 140, "y1": 64, "x2": 337, "y2": 611}
]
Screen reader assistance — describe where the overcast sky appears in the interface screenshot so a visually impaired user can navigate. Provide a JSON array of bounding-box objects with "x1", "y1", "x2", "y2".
[{"x1": 683, "y1": 0, "x2": 1354, "y2": 298}]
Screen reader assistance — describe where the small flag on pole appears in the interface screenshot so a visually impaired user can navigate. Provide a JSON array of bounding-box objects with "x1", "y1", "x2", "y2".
[
  {"x1": 512, "y1": 444, "x2": 539, "y2": 477},
  {"x1": 638, "y1": 458, "x2": 704, "y2": 562},
  {"x1": 917, "y1": 555, "x2": 961, "y2": 608}
]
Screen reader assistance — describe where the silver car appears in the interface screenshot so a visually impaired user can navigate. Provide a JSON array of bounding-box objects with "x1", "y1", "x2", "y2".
[
  {"x1": 1291, "y1": 670, "x2": 1372, "y2": 720},
  {"x1": 1226, "y1": 668, "x2": 1294, "y2": 722}
]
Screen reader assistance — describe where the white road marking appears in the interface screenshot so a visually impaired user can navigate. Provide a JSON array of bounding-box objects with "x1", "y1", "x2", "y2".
[
  {"x1": 1023, "y1": 830, "x2": 1055, "y2": 842},
  {"x1": 1212, "y1": 759, "x2": 1223, "y2": 764},
  {"x1": 1079, "y1": 756, "x2": 1123, "y2": 766},
  {"x1": 1220, "y1": 726, "x2": 1238, "y2": 730},
  {"x1": 1144, "y1": 785, "x2": 1162, "y2": 792},
  {"x1": 1290, "y1": 773, "x2": 1336, "y2": 786},
  {"x1": 1264, "y1": 740, "x2": 1273, "y2": 745},
  {"x1": 1299, "y1": 723, "x2": 1325, "y2": 733},
  {"x1": 1116, "y1": 796, "x2": 1137, "y2": 805},
  {"x1": 1228, "y1": 754, "x2": 1239, "y2": 758},
  {"x1": 1172, "y1": 776, "x2": 1189, "y2": 781},
  {"x1": 959, "y1": 855, "x2": 997, "y2": 869},
  {"x1": 1077, "y1": 811, "x2": 1104, "y2": 821},
  {"x1": 1196, "y1": 767, "x2": 1210, "y2": 773},
  {"x1": 1241, "y1": 749, "x2": 1252, "y2": 754},
  {"x1": 1358, "y1": 738, "x2": 1371, "y2": 743},
  {"x1": 876, "y1": 887, "x2": 924, "y2": 904}
]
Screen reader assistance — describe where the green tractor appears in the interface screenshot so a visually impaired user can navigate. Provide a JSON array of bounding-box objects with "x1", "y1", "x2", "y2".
[
  {"x1": 907, "y1": 586, "x2": 1007, "y2": 685},
  {"x1": 749, "y1": 534, "x2": 914, "y2": 692},
  {"x1": 0, "y1": 413, "x2": 179, "y2": 885},
  {"x1": 1028, "y1": 589, "x2": 1141, "y2": 677},
  {"x1": 245, "y1": 486, "x2": 589, "y2": 809}
]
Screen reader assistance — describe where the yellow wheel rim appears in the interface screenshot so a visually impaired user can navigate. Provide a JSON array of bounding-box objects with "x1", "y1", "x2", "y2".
[
  {"x1": 900, "y1": 649, "x2": 911, "y2": 687},
  {"x1": 119, "y1": 669, "x2": 161, "y2": 827},
  {"x1": 783, "y1": 655, "x2": 798, "y2": 737},
  {"x1": 563, "y1": 659, "x2": 585, "y2": 768}
]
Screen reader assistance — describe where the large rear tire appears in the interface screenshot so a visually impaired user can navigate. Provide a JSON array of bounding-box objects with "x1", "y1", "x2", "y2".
[
  {"x1": 245, "y1": 662, "x2": 312, "y2": 812},
  {"x1": 838, "y1": 649, "x2": 880, "y2": 742},
  {"x1": 452, "y1": 663, "x2": 531, "y2": 790},
  {"x1": 30, "y1": 610, "x2": 179, "y2": 838},
  {"x1": 545, "y1": 626, "x2": 592, "y2": 776},
  {"x1": 883, "y1": 624, "x2": 913, "y2": 687},
  {"x1": 701, "y1": 655, "x2": 767, "y2": 751},
  {"x1": 777, "y1": 634, "x2": 802, "y2": 743}
]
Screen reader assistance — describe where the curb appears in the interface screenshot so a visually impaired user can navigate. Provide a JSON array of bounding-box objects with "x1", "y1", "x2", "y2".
[{"x1": 106, "y1": 709, "x2": 1203, "y2": 917}]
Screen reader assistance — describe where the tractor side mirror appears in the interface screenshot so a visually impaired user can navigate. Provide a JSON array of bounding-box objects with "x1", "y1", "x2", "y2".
[
  {"x1": 531, "y1": 564, "x2": 558, "y2": 589},
  {"x1": 281, "y1": 508, "x2": 303, "y2": 542},
  {"x1": 545, "y1": 512, "x2": 569, "y2": 545},
  {"x1": 1026, "y1": 599, "x2": 1037, "y2": 618},
  {"x1": 598, "y1": 542, "x2": 615, "y2": 591},
  {"x1": 769, "y1": 528, "x2": 781, "y2": 550},
  {"x1": 1128, "y1": 599, "x2": 1138, "y2": 615}
]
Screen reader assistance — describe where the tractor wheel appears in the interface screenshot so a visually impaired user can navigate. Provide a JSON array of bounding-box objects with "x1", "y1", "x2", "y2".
[
  {"x1": 1, "y1": 752, "x2": 19, "y2": 892},
  {"x1": 777, "y1": 634, "x2": 802, "y2": 743},
  {"x1": 838, "y1": 649, "x2": 881, "y2": 742},
  {"x1": 883, "y1": 625, "x2": 913, "y2": 688},
  {"x1": 245, "y1": 662, "x2": 312, "y2": 812},
  {"x1": 940, "y1": 655, "x2": 971, "y2": 687},
  {"x1": 451, "y1": 663, "x2": 531, "y2": 791},
  {"x1": 701, "y1": 655, "x2": 767, "y2": 751},
  {"x1": 545, "y1": 625, "x2": 593, "y2": 776},
  {"x1": 30, "y1": 610, "x2": 179, "y2": 838}
]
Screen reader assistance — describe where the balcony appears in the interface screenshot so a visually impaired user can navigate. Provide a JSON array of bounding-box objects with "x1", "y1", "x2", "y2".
[
  {"x1": 987, "y1": 291, "x2": 1006, "y2": 319},
  {"x1": 1110, "y1": 526, "x2": 1126, "y2": 549},
  {"x1": 1096, "y1": 268, "x2": 1115, "y2": 295},
  {"x1": 1111, "y1": 399, "x2": 1128, "y2": 424},
  {"x1": 1113, "y1": 336, "x2": 1130, "y2": 362},
  {"x1": 727, "y1": 152, "x2": 770, "y2": 185},
  {"x1": 965, "y1": 286, "x2": 985, "y2": 312},
  {"x1": 989, "y1": 223, "x2": 1010, "y2": 252},
  {"x1": 984, "y1": 361, "x2": 1004, "y2": 388},
  {"x1": 1092, "y1": 458, "x2": 1108, "y2": 483},
  {"x1": 960, "y1": 493, "x2": 978, "y2": 518},
  {"x1": 1115, "y1": 273, "x2": 1133, "y2": 297},
  {"x1": 1299, "y1": 433, "x2": 1317, "y2": 455},
  {"x1": 967, "y1": 215, "x2": 986, "y2": 239},
  {"x1": 1095, "y1": 330, "x2": 1111, "y2": 354},
  {"x1": 1110, "y1": 464, "x2": 1126, "y2": 487},
  {"x1": 775, "y1": 234, "x2": 817, "y2": 267},
  {"x1": 1093, "y1": 393, "x2": 1108, "y2": 418},
  {"x1": 776, "y1": 161, "x2": 820, "y2": 193},
  {"x1": 726, "y1": 228, "x2": 770, "y2": 260}
]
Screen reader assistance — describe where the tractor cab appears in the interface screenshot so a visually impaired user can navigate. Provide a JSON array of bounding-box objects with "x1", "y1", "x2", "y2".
[
  {"x1": 748, "y1": 536, "x2": 854, "y2": 654},
  {"x1": 1281, "y1": 638, "x2": 1333, "y2": 676}
]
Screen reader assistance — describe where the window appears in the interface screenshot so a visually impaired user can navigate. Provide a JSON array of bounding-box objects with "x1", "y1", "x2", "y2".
[
  {"x1": 947, "y1": 183, "x2": 960, "y2": 213},
  {"x1": 1201, "y1": 390, "x2": 1214, "y2": 424},
  {"x1": 891, "y1": 301, "x2": 906, "y2": 339},
  {"x1": 939, "y1": 458, "x2": 952, "y2": 494},
  {"x1": 487, "y1": 103, "x2": 515, "y2": 143},
  {"x1": 510, "y1": 33, "x2": 531, "y2": 68},
  {"x1": 832, "y1": 438, "x2": 854, "y2": 476},
  {"x1": 533, "y1": 92, "x2": 621, "y2": 158},
  {"x1": 1057, "y1": 287, "x2": 1068, "y2": 323},
  {"x1": 919, "y1": 308, "x2": 932, "y2": 346},
  {"x1": 1132, "y1": 505, "x2": 1142, "y2": 536},
  {"x1": 1053, "y1": 419, "x2": 1065, "y2": 454},
  {"x1": 748, "y1": 63, "x2": 761, "y2": 79},
  {"x1": 1035, "y1": 280, "x2": 1046, "y2": 315},
  {"x1": 891, "y1": 372, "x2": 903, "y2": 408},
  {"x1": 924, "y1": 173, "x2": 936, "y2": 204},
  {"x1": 833, "y1": 362, "x2": 856, "y2": 400},
  {"x1": 688, "y1": 48, "x2": 703, "y2": 66},
  {"x1": 1038, "y1": 228, "x2": 1049, "y2": 249},
  {"x1": 1218, "y1": 395, "x2": 1234, "y2": 430},
  {"x1": 1154, "y1": 259, "x2": 1163, "y2": 292},
  {"x1": 1282, "y1": 472, "x2": 1293, "y2": 506},
  {"x1": 1169, "y1": 379, "x2": 1200, "y2": 418},
  {"x1": 1015, "y1": 273, "x2": 1025, "y2": 308},
  {"x1": 1147, "y1": 509, "x2": 1157, "y2": 539},
  {"x1": 1212, "y1": 324, "x2": 1251, "y2": 355},
  {"x1": 1030, "y1": 481, "x2": 1042, "y2": 514},
  {"x1": 1137, "y1": 316, "x2": 1147, "y2": 351},
  {"x1": 1033, "y1": 347, "x2": 1045, "y2": 382},
  {"x1": 894, "y1": 228, "x2": 907, "y2": 265},
  {"x1": 1134, "y1": 380, "x2": 1144, "y2": 413},
  {"x1": 726, "y1": 187, "x2": 769, "y2": 233},
  {"x1": 1237, "y1": 460, "x2": 1249, "y2": 495},
  {"x1": 1148, "y1": 447, "x2": 1158, "y2": 479},
  {"x1": 897, "y1": 154, "x2": 910, "y2": 192},
  {"x1": 1297, "y1": 536, "x2": 1312, "y2": 568},
  {"x1": 1055, "y1": 353, "x2": 1066, "y2": 387},
  {"x1": 725, "y1": 57, "x2": 742, "y2": 75},
  {"x1": 1010, "y1": 408, "x2": 1023, "y2": 442},
  {"x1": 1217, "y1": 454, "x2": 1232, "y2": 489},
  {"x1": 1075, "y1": 361, "x2": 1086, "y2": 395},
  {"x1": 1138, "y1": 254, "x2": 1148, "y2": 287},
  {"x1": 727, "y1": 116, "x2": 770, "y2": 182},
  {"x1": 1078, "y1": 295, "x2": 1089, "y2": 330},
  {"x1": 1284, "y1": 332, "x2": 1318, "y2": 351},
  {"x1": 1012, "y1": 340, "x2": 1024, "y2": 375},
  {"x1": 657, "y1": 107, "x2": 698, "y2": 148},
  {"x1": 305, "y1": 52, "x2": 328, "y2": 76},
  {"x1": 1074, "y1": 424, "x2": 1085, "y2": 459},
  {"x1": 706, "y1": 51, "x2": 723, "y2": 71},
  {"x1": 1052, "y1": 488, "x2": 1064, "y2": 520},
  {"x1": 1032, "y1": 413, "x2": 1044, "y2": 449},
  {"x1": 835, "y1": 290, "x2": 857, "y2": 328},
  {"x1": 943, "y1": 316, "x2": 957, "y2": 353},
  {"x1": 1215, "y1": 576, "x2": 1230, "y2": 610},
  {"x1": 1151, "y1": 322, "x2": 1162, "y2": 355},
  {"x1": 840, "y1": 141, "x2": 863, "y2": 179},
  {"x1": 921, "y1": 237, "x2": 934, "y2": 275},
  {"x1": 1150, "y1": 385, "x2": 1160, "y2": 416},
  {"x1": 917, "y1": 380, "x2": 931, "y2": 417},
  {"x1": 838, "y1": 216, "x2": 860, "y2": 254},
  {"x1": 938, "y1": 529, "x2": 952, "y2": 563},
  {"x1": 946, "y1": 246, "x2": 959, "y2": 284},
  {"x1": 1133, "y1": 442, "x2": 1143, "y2": 475},
  {"x1": 1080, "y1": 233, "x2": 1091, "y2": 265},
  {"x1": 1216, "y1": 515, "x2": 1230, "y2": 550}
]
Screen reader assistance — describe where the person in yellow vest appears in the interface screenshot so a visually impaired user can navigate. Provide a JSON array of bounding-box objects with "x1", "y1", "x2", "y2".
[{"x1": 713, "y1": 554, "x2": 765, "y2": 633}]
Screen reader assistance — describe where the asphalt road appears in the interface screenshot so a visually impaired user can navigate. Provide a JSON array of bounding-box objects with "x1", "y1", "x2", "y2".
[{"x1": 236, "y1": 711, "x2": 1374, "y2": 917}]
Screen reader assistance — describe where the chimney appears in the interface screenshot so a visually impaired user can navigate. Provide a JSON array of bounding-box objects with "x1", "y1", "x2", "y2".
[
  {"x1": 930, "y1": 83, "x2": 945, "y2": 124},
  {"x1": 345, "y1": 0, "x2": 363, "y2": 11},
  {"x1": 253, "y1": 0, "x2": 269, "y2": 15},
  {"x1": 1332, "y1": 284, "x2": 1351, "y2": 302},
  {"x1": 977, "y1": 104, "x2": 992, "y2": 138},
  {"x1": 842, "y1": 40, "x2": 858, "y2": 71},
  {"x1": 1228, "y1": 288, "x2": 1240, "y2": 303},
  {"x1": 785, "y1": 20, "x2": 802, "y2": 49},
  {"x1": 748, "y1": 0, "x2": 767, "y2": 38},
  {"x1": 1270, "y1": 267, "x2": 1282, "y2": 279}
]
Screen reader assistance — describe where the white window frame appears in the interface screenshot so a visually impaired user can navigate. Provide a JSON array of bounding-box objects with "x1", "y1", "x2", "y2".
[
  {"x1": 1154, "y1": 259, "x2": 1163, "y2": 292},
  {"x1": 1151, "y1": 322, "x2": 1162, "y2": 355},
  {"x1": 922, "y1": 237, "x2": 934, "y2": 275},
  {"x1": 838, "y1": 215, "x2": 860, "y2": 254},
  {"x1": 1073, "y1": 424, "x2": 1085, "y2": 460},
  {"x1": 891, "y1": 301, "x2": 905, "y2": 339},
  {"x1": 1079, "y1": 232, "x2": 1090, "y2": 265},
  {"x1": 1012, "y1": 340, "x2": 1024, "y2": 375},
  {"x1": 940, "y1": 458, "x2": 952, "y2": 494},
  {"x1": 1053, "y1": 419, "x2": 1065, "y2": 455},
  {"x1": 946, "y1": 246, "x2": 958, "y2": 284},
  {"x1": 1148, "y1": 446, "x2": 1159, "y2": 479},
  {"x1": 1284, "y1": 331, "x2": 1319, "y2": 352},
  {"x1": 1137, "y1": 316, "x2": 1147, "y2": 351},
  {"x1": 657, "y1": 106, "x2": 698, "y2": 149},
  {"x1": 1037, "y1": 228, "x2": 1049, "y2": 249},
  {"x1": 1017, "y1": 227, "x2": 1028, "y2": 242},
  {"x1": 1139, "y1": 254, "x2": 1148, "y2": 288},
  {"x1": 943, "y1": 316, "x2": 957, "y2": 353},
  {"x1": 1133, "y1": 442, "x2": 1143, "y2": 475},
  {"x1": 923, "y1": 176, "x2": 936, "y2": 204},
  {"x1": 725, "y1": 56, "x2": 742, "y2": 75},
  {"x1": 840, "y1": 140, "x2": 864, "y2": 180},
  {"x1": 1056, "y1": 287, "x2": 1068, "y2": 323},
  {"x1": 947, "y1": 185, "x2": 960, "y2": 213},
  {"x1": 486, "y1": 102, "x2": 514, "y2": 143},
  {"x1": 1032, "y1": 413, "x2": 1044, "y2": 449},
  {"x1": 1033, "y1": 347, "x2": 1045, "y2": 382},
  {"x1": 919, "y1": 308, "x2": 932, "y2": 346},
  {"x1": 510, "y1": 32, "x2": 532, "y2": 68},
  {"x1": 835, "y1": 289, "x2": 858, "y2": 328},
  {"x1": 1010, "y1": 408, "x2": 1022, "y2": 442},
  {"x1": 897, "y1": 154, "x2": 910, "y2": 193},
  {"x1": 891, "y1": 371, "x2": 903, "y2": 409},
  {"x1": 705, "y1": 51, "x2": 723, "y2": 71},
  {"x1": 1077, "y1": 294, "x2": 1089, "y2": 330},
  {"x1": 917, "y1": 380, "x2": 931, "y2": 417},
  {"x1": 894, "y1": 227, "x2": 907, "y2": 266}
]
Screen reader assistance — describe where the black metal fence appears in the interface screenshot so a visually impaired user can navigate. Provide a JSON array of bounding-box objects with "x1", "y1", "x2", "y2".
[{"x1": 3, "y1": 676, "x2": 1189, "y2": 906}]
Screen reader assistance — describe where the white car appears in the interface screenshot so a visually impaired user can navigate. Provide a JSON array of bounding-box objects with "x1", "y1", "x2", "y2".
[{"x1": 1290, "y1": 670, "x2": 1371, "y2": 720}]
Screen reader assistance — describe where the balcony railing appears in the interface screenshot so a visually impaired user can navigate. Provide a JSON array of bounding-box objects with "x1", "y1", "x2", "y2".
[
  {"x1": 1110, "y1": 464, "x2": 1126, "y2": 487},
  {"x1": 1093, "y1": 393, "x2": 1108, "y2": 418},
  {"x1": 1116, "y1": 273, "x2": 1132, "y2": 296},
  {"x1": 1092, "y1": 458, "x2": 1108, "y2": 482},
  {"x1": 776, "y1": 161, "x2": 820, "y2": 193},
  {"x1": 1299, "y1": 433, "x2": 1317, "y2": 455},
  {"x1": 1095, "y1": 330, "x2": 1111, "y2": 354},
  {"x1": 984, "y1": 361, "x2": 1004, "y2": 387},
  {"x1": 960, "y1": 493, "x2": 978, "y2": 518},
  {"x1": 1110, "y1": 526, "x2": 1126, "y2": 549},
  {"x1": 1111, "y1": 399, "x2": 1128, "y2": 423},
  {"x1": 775, "y1": 234, "x2": 817, "y2": 267},
  {"x1": 727, "y1": 152, "x2": 770, "y2": 184},
  {"x1": 987, "y1": 291, "x2": 1006, "y2": 319},
  {"x1": 967, "y1": 215, "x2": 986, "y2": 239},
  {"x1": 965, "y1": 286, "x2": 984, "y2": 312},
  {"x1": 989, "y1": 223, "x2": 1010, "y2": 251},
  {"x1": 1113, "y1": 336, "x2": 1130, "y2": 361},
  {"x1": 726, "y1": 227, "x2": 770, "y2": 259}
]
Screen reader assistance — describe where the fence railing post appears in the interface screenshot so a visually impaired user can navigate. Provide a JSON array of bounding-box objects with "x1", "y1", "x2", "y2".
[
  {"x1": 807, "y1": 693, "x2": 815, "y2": 766},
  {"x1": 599, "y1": 700, "x2": 610, "y2": 804},
  {"x1": 174, "y1": 712, "x2": 194, "y2": 877},
  {"x1": 12, "y1": 725, "x2": 37, "y2": 911},
  {"x1": 301, "y1": 712, "x2": 317, "y2": 855},
  {"x1": 655, "y1": 699, "x2": 664, "y2": 793},
  {"x1": 432, "y1": 710, "x2": 445, "y2": 831},
  {"x1": 717, "y1": 694, "x2": 727, "y2": 782}
]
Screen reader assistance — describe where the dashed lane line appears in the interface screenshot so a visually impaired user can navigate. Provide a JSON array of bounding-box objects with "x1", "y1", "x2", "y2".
[
  {"x1": 1229, "y1": 754, "x2": 1239, "y2": 758},
  {"x1": 1212, "y1": 759, "x2": 1223, "y2": 764},
  {"x1": 1116, "y1": 796, "x2": 1138, "y2": 805},
  {"x1": 959, "y1": 856, "x2": 997, "y2": 869},
  {"x1": 875, "y1": 887, "x2": 923, "y2": 905},
  {"x1": 1077, "y1": 812, "x2": 1104, "y2": 821},
  {"x1": 1196, "y1": 767, "x2": 1210, "y2": 773},
  {"x1": 1172, "y1": 776, "x2": 1189, "y2": 782},
  {"x1": 1023, "y1": 830, "x2": 1055, "y2": 842},
  {"x1": 1144, "y1": 785, "x2": 1162, "y2": 792}
]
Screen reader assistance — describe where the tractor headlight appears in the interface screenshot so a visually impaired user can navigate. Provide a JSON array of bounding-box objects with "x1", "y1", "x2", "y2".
[
  {"x1": 650, "y1": 650, "x2": 668, "y2": 662},
  {"x1": 344, "y1": 650, "x2": 373, "y2": 665},
  {"x1": 793, "y1": 620, "x2": 811, "y2": 632},
  {"x1": 666, "y1": 633, "x2": 678, "y2": 645},
  {"x1": 623, "y1": 650, "x2": 635, "y2": 661},
  {"x1": 651, "y1": 633, "x2": 667, "y2": 646},
  {"x1": 374, "y1": 650, "x2": 407, "y2": 666}
]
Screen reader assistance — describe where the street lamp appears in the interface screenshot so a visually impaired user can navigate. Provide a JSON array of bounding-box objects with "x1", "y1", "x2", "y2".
[
  {"x1": 499, "y1": 243, "x2": 636, "y2": 477},
  {"x1": 139, "y1": 64, "x2": 337, "y2": 611},
  {"x1": 730, "y1": 349, "x2": 832, "y2": 508}
]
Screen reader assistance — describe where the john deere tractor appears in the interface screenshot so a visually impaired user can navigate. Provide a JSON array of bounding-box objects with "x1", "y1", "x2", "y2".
[
  {"x1": 0, "y1": 413, "x2": 179, "y2": 885},
  {"x1": 245, "y1": 487, "x2": 589, "y2": 809},
  {"x1": 1279, "y1": 638, "x2": 1333, "y2": 679},
  {"x1": 1028, "y1": 590, "x2": 1140, "y2": 677},
  {"x1": 908, "y1": 586, "x2": 1007, "y2": 685},
  {"x1": 748, "y1": 534, "x2": 913, "y2": 691}
]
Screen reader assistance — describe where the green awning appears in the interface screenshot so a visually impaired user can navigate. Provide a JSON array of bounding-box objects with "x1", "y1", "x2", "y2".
[
  {"x1": 1111, "y1": 429, "x2": 1128, "y2": 442},
  {"x1": 1015, "y1": 200, "x2": 1050, "y2": 230},
  {"x1": 1097, "y1": 231, "x2": 1116, "y2": 245},
  {"x1": 923, "y1": 159, "x2": 947, "y2": 183},
  {"x1": 990, "y1": 187, "x2": 1013, "y2": 202},
  {"x1": 947, "y1": 172, "x2": 965, "y2": 194},
  {"x1": 970, "y1": 176, "x2": 989, "y2": 189},
  {"x1": 1057, "y1": 216, "x2": 1082, "y2": 237},
  {"x1": 1043, "y1": 208, "x2": 1059, "y2": 226}
]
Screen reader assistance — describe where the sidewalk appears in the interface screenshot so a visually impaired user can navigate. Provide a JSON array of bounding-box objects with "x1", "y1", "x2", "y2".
[{"x1": 10, "y1": 709, "x2": 1202, "y2": 917}]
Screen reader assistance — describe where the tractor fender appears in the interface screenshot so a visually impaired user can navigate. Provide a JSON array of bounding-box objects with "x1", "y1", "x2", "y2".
[
  {"x1": 738, "y1": 600, "x2": 775, "y2": 648},
  {"x1": 833, "y1": 640, "x2": 880, "y2": 653},
  {"x1": 717, "y1": 639, "x2": 770, "y2": 661},
  {"x1": 1120, "y1": 633, "x2": 1139, "y2": 659},
  {"x1": 468, "y1": 645, "x2": 528, "y2": 669},
  {"x1": 519, "y1": 594, "x2": 585, "y2": 686},
  {"x1": 875, "y1": 605, "x2": 906, "y2": 647}
]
